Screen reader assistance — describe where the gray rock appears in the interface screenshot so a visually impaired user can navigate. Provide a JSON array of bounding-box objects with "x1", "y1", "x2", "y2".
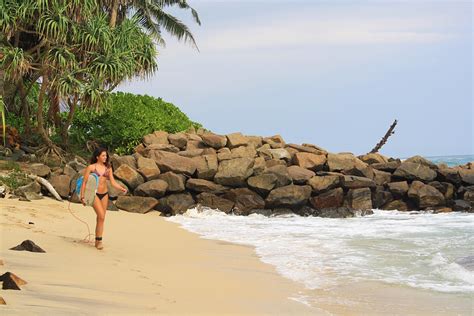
[
  {"x1": 48, "y1": 174, "x2": 71, "y2": 198},
  {"x1": 28, "y1": 163, "x2": 51, "y2": 178}
]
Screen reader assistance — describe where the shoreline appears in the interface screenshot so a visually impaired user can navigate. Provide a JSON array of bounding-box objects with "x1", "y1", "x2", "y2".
[{"x1": 0, "y1": 197, "x2": 314, "y2": 315}]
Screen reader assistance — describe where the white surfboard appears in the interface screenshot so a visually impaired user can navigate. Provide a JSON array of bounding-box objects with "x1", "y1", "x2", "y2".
[{"x1": 83, "y1": 174, "x2": 99, "y2": 206}]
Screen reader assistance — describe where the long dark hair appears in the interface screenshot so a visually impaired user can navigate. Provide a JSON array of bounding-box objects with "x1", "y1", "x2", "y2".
[{"x1": 90, "y1": 147, "x2": 110, "y2": 167}]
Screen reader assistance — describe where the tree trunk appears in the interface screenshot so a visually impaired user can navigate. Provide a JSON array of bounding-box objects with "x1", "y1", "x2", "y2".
[
  {"x1": 37, "y1": 73, "x2": 53, "y2": 147},
  {"x1": 109, "y1": 0, "x2": 119, "y2": 28},
  {"x1": 60, "y1": 97, "x2": 77, "y2": 148},
  {"x1": 18, "y1": 81, "x2": 31, "y2": 136}
]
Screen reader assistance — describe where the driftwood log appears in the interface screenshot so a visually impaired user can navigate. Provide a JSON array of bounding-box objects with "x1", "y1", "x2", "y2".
[
  {"x1": 27, "y1": 174, "x2": 62, "y2": 201},
  {"x1": 369, "y1": 119, "x2": 398, "y2": 154}
]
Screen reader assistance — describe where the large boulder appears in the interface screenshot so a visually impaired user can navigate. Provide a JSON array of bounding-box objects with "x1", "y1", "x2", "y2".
[
  {"x1": 226, "y1": 132, "x2": 250, "y2": 148},
  {"x1": 293, "y1": 152, "x2": 326, "y2": 171},
  {"x1": 186, "y1": 179, "x2": 228, "y2": 194},
  {"x1": 308, "y1": 174, "x2": 343, "y2": 193},
  {"x1": 116, "y1": 196, "x2": 158, "y2": 214},
  {"x1": 48, "y1": 175, "x2": 71, "y2": 198},
  {"x1": 143, "y1": 130, "x2": 169, "y2": 146},
  {"x1": 201, "y1": 133, "x2": 227, "y2": 149},
  {"x1": 214, "y1": 157, "x2": 254, "y2": 187},
  {"x1": 133, "y1": 180, "x2": 168, "y2": 199},
  {"x1": 247, "y1": 173, "x2": 278, "y2": 195},
  {"x1": 286, "y1": 143, "x2": 327, "y2": 155},
  {"x1": 144, "y1": 143, "x2": 180, "y2": 154},
  {"x1": 342, "y1": 175, "x2": 376, "y2": 189},
  {"x1": 221, "y1": 188, "x2": 265, "y2": 215},
  {"x1": 382, "y1": 199, "x2": 411, "y2": 211},
  {"x1": 393, "y1": 162, "x2": 437, "y2": 182},
  {"x1": 372, "y1": 186, "x2": 393, "y2": 209},
  {"x1": 107, "y1": 179, "x2": 128, "y2": 199},
  {"x1": 459, "y1": 169, "x2": 474, "y2": 185},
  {"x1": 407, "y1": 181, "x2": 445, "y2": 208},
  {"x1": 196, "y1": 192, "x2": 234, "y2": 213},
  {"x1": 309, "y1": 187, "x2": 344, "y2": 209},
  {"x1": 114, "y1": 164, "x2": 144, "y2": 190},
  {"x1": 358, "y1": 153, "x2": 389, "y2": 165},
  {"x1": 428, "y1": 181, "x2": 455, "y2": 200},
  {"x1": 168, "y1": 132, "x2": 188, "y2": 150},
  {"x1": 229, "y1": 146, "x2": 257, "y2": 159},
  {"x1": 136, "y1": 156, "x2": 160, "y2": 181},
  {"x1": 178, "y1": 149, "x2": 204, "y2": 158},
  {"x1": 265, "y1": 185, "x2": 312, "y2": 208},
  {"x1": 371, "y1": 161, "x2": 401, "y2": 173},
  {"x1": 287, "y1": 166, "x2": 315, "y2": 184},
  {"x1": 192, "y1": 154, "x2": 218, "y2": 180},
  {"x1": 387, "y1": 181, "x2": 409, "y2": 198},
  {"x1": 111, "y1": 154, "x2": 137, "y2": 171},
  {"x1": 437, "y1": 168, "x2": 461, "y2": 185},
  {"x1": 348, "y1": 188, "x2": 373, "y2": 210},
  {"x1": 267, "y1": 148, "x2": 291, "y2": 161},
  {"x1": 157, "y1": 172, "x2": 186, "y2": 192},
  {"x1": 28, "y1": 163, "x2": 51, "y2": 178},
  {"x1": 14, "y1": 181, "x2": 41, "y2": 198},
  {"x1": 373, "y1": 169, "x2": 391, "y2": 186},
  {"x1": 157, "y1": 193, "x2": 195, "y2": 215},
  {"x1": 149, "y1": 150, "x2": 196, "y2": 176},
  {"x1": 404, "y1": 155, "x2": 438, "y2": 169},
  {"x1": 263, "y1": 135, "x2": 285, "y2": 149},
  {"x1": 262, "y1": 165, "x2": 292, "y2": 188},
  {"x1": 452, "y1": 200, "x2": 472, "y2": 212}
]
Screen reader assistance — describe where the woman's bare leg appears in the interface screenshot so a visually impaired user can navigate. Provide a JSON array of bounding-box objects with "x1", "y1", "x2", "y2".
[{"x1": 92, "y1": 196, "x2": 106, "y2": 248}]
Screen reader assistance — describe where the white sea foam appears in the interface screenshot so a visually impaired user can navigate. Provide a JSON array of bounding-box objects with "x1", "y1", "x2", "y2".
[{"x1": 167, "y1": 207, "x2": 474, "y2": 294}]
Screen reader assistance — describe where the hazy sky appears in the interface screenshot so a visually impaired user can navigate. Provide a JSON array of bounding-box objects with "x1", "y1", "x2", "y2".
[{"x1": 118, "y1": 0, "x2": 473, "y2": 158}]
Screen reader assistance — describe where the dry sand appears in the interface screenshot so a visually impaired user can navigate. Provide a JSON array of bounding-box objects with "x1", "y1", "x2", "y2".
[{"x1": 0, "y1": 197, "x2": 315, "y2": 315}]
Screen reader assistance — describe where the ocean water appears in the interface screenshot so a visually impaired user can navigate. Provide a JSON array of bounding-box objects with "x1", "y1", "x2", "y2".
[
  {"x1": 411, "y1": 154, "x2": 473, "y2": 167},
  {"x1": 166, "y1": 155, "x2": 474, "y2": 309}
]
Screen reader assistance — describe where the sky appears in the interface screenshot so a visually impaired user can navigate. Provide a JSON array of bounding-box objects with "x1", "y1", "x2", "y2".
[{"x1": 118, "y1": 0, "x2": 473, "y2": 158}]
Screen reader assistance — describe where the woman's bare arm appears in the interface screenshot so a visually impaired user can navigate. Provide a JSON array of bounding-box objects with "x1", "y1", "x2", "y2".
[{"x1": 80, "y1": 165, "x2": 93, "y2": 203}]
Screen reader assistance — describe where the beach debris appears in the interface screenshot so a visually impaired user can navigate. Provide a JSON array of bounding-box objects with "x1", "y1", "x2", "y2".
[
  {"x1": 369, "y1": 119, "x2": 397, "y2": 154},
  {"x1": 0, "y1": 272, "x2": 27, "y2": 290},
  {"x1": 27, "y1": 174, "x2": 62, "y2": 201},
  {"x1": 10, "y1": 240, "x2": 46, "y2": 253},
  {"x1": 0, "y1": 296, "x2": 5, "y2": 304},
  {"x1": 0, "y1": 185, "x2": 5, "y2": 198},
  {"x1": 28, "y1": 222, "x2": 34, "y2": 225}
]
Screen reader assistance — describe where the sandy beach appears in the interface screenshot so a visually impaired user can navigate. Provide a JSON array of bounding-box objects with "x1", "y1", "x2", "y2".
[{"x1": 0, "y1": 197, "x2": 314, "y2": 315}]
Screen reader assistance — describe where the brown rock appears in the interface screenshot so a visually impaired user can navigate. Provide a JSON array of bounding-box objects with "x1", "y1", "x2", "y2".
[
  {"x1": 342, "y1": 175, "x2": 376, "y2": 189},
  {"x1": 263, "y1": 135, "x2": 285, "y2": 149},
  {"x1": 114, "y1": 164, "x2": 145, "y2": 190},
  {"x1": 348, "y1": 188, "x2": 373, "y2": 210},
  {"x1": 358, "y1": 153, "x2": 389, "y2": 165},
  {"x1": 149, "y1": 150, "x2": 196, "y2": 176},
  {"x1": 287, "y1": 166, "x2": 316, "y2": 184},
  {"x1": 116, "y1": 196, "x2": 158, "y2": 214},
  {"x1": 459, "y1": 169, "x2": 474, "y2": 185},
  {"x1": 230, "y1": 146, "x2": 257, "y2": 159},
  {"x1": 263, "y1": 165, "x2": 292, "y2": 187},
  {"x1": 247, "y1": 174, "x2": 278, "y2": 195},
  {"x1": 308, "y1": 175, "x2": 343, "y2": 193},
  {"x1": 192, "y1": 155, "x2": 218, "y2": 180},
  {"x1": 408, "y1": 181, "x2": 445, "y2": 208},
  {"x1": 134, "y1": 180, "x2": 168, "y2": 198},
  {"x1": 110, "y1": 154, "x2": 137, "y2": 170},
  {"x1": 0, "y1": 272, "x2": 27, "y2": 290},
  {"x1": 28, "y1": 163, "x2": 51, "y2": 178},
  {"x1": 382, "y1": 199, "x2": 410, "y2": 211},
  {"x1": 252, "y1": 157, "x2": 266, "y2": 176},
  {"x1": 387, "y1": 181, "x2": 409, "y2": 198},
  {"x1": 107, "y1": 179, "x2": 128, "y2": 199},
  {"x1": 186, "y1": 179, "x2": 229, "y2": 194},
  {"x1": 294, "y1": 152, "x2": 327, "y2": 171},
  {"x1": 371, "y1": 161, "x2": 401, "y2": 173},
  {"x1": 157, "y1": 193, "x2": 195, "y2": 215},
  {"x1": 144, "y1": 143, "x2": 180, "y2": 154},
  {"x1": 158, "y1": 172, "x2": 186, "y2": 192},
  {"x1": 196, "y1": 193, "x2": 234, "y2": 213},
  {"x1": 168, "y1": 132, "x2": 188, "y2": 150},
  {"x1": 226, "y1": 132, "x2": 250, "y2": 148},
  {"x1": 186, "y1": 139, "x2": 206, "y2": 150},
  {"x1": 285, "y1": 143, "x2": 327, "y2": 155},
  {"x1": 309, "y1": 188, "x2": 344, "y2": 209},
  {"x1": 178, "y1": 149, "x2": 204, "y2": 158},
  {"x1": 265, "y1": 185, "x2": 312, "y2": 208},
  {"x1": 373, "y1": 169, "x2": 391, "y2": 186},
  {"x1": 393, "y1": 162, "x2": 437, "y2": 182},
  {"x1": 0, "y1": 296, "x2": 5, "y2": 304},
  {"x1": 405, "y1": 155, "x2": 437, "y2": 169},
  {"x1": 143, "y1": 130, "x2": 169, "y2": 146},
  {"x1": 214, "y1": 157, "x2": 254, "y2": 187},
  {"x1": 201, "y1": 133, "x2": 227, "y2": 149},
  {"x1": 48, "y1": 174, "x2": 71, "y2": 198}
]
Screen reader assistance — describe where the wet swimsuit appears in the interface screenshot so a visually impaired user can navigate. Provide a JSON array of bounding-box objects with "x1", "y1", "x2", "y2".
[{"x1": 93, "y1": 164, "x2": 110, "y2": 200}]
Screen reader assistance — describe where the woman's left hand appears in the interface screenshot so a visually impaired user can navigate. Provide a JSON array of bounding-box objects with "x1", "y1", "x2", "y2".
[{"x1": 121, "y1": 187, "x2": 128, "y2": 193}]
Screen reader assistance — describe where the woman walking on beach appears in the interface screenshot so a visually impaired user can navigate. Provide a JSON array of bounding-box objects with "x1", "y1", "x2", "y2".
[{"x1": 80, "y1": 147, "x2": 127, "y2": 250}]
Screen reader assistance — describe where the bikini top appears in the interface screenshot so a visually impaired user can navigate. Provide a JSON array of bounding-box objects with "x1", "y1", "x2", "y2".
[{"x1": 93, "y1": 164, "x2": 110, "y2": 179}]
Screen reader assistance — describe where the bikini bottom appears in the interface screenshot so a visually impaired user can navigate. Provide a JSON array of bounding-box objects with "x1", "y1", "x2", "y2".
[{"x1": 96, "y1": 192, "x2": 109, "y2": 200}]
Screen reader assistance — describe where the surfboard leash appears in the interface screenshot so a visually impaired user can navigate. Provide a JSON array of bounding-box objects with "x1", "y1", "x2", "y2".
[{"x1": 66, "y1": 196, "x2": 95, "y2": 244}]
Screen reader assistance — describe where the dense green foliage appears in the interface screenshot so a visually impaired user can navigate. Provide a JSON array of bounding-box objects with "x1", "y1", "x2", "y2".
[{"x1": 70, "y1": 92, "x2": 202, "y2": 154}]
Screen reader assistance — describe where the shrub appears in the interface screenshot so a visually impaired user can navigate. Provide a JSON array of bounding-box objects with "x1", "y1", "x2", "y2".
[{"x1": 70, "y1": 92, "x2": 203, "y2": 154}]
